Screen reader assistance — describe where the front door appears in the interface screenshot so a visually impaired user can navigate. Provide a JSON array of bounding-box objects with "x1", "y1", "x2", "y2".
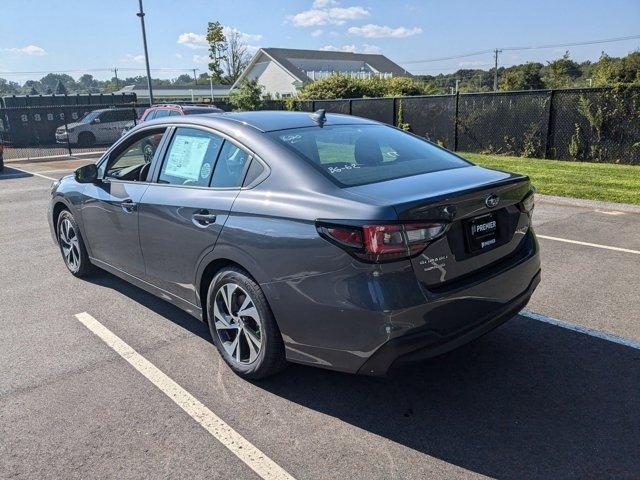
[
  {"x1": 81, "y1": 128, "x2": 167, "y2": 278},
  {"x1": 139, "y1": 127, "x2": 251, "y2": 304}
]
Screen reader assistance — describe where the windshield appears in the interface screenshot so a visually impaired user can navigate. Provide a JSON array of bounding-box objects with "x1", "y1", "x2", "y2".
[
  {"x1": 269, "y1": 124, "x2": 470, "y2": 187},
  {"x1": 80, "y1": 111, "x2": 101, "y2": 123}
]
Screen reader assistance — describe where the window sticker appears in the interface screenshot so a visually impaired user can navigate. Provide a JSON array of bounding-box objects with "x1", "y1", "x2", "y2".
[
  {"x1": 200, "y1": 162, "x2": 212, "y2": 179},
  {"x1": 164, "y1": 134, "x2": 211, "y2": 180}
]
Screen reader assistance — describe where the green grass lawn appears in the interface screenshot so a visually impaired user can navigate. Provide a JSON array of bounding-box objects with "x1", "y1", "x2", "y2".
[{"x1": 462, "y1": 153, "x2": 640, "y2": 205}]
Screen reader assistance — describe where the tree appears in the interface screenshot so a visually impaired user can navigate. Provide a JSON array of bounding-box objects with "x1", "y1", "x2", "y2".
[
  {"x1": 174, "y1": 74, "x2": 195, "y2": 85},
  {"x1": 78, "y1": 74, "x2": 99, "y2": 93},
  {"x1": 500, "y1": 62, "x2": 544, "y2": 91},
  {"x1": 0, "y1": 78, "x2": 21, "y2": 95},
  {"x1": 223, "y1": 30, "x2": 251, "y2": 84},
  {"x1": 541, "y1": 52, "x2": 582, "y2": 88},
  {"x1": 40, "y1": 73, "x2": 76, "y2": 94},
  {"x1": 207, "y1": 21, "x2": 227, "y2": 83},
  {"x1": 229, "y1": 79, "x2": 263, "y2": 110},
  {"x1": 55, "y1": 80, "x2": 68, "y2": 95}
]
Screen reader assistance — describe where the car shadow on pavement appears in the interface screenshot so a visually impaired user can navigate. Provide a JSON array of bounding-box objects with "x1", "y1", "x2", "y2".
[
  {"x1": 0, "y1": 166, "x2": 32, "y2": 180},
  {"x1": 258, "y1": 316, "x2": 640, "y2": 479},
  {"x1": 85, "y1": 273, "x2": 211, "y2": 342}
]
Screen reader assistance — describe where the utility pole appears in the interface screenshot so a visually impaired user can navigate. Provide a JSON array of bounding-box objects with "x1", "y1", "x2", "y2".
[
  {"x1": 137, "y1": 0, "x2": 154, "y2": 105},
  {"x1": 493, "y1": 48, "x2": 502, "y2": 91},
  {"x1": 209, "y1": 75, "x2": 214, "y2": 102},
  {"x1": 455, "y1": 78, "x2": 459, "y2": 94},
  {"x1": 192, "y1": 68, "x2": 199, "y2": 85},
  {"x1": 113, "y1": 67, "x2": 119, "y2": 90}
]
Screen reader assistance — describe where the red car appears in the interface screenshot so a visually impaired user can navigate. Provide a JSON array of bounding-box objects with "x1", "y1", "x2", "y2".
[{"x1": 121, "y1": 104, "x2": 224, "y2": 137}]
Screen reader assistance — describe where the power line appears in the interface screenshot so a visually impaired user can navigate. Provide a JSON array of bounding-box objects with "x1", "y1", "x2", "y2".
[
  {"x1": 0, "y1": 67, "x2": 197, "y2": 76},
  {"x1": 401, "y1": 33, "x2": 640, "y2": 64}
]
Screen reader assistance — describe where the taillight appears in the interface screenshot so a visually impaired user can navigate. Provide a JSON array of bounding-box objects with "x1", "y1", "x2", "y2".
[
  {"x1": 318, "y1": 222, "x2": 448, "y2": 263},
  {"x1": 520, "y1": 190, "x2": 535, "y2": 215}
]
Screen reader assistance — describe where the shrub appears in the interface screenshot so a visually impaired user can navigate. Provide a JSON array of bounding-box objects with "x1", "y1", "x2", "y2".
[
  {"x1": 298, "y1": 74, "x2": 433, "y2": 100},
  {"x1": 229, "y1": 79, "x2": 263, "y2": 111}
]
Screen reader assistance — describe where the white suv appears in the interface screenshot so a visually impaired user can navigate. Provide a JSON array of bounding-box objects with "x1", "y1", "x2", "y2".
[{"x1": 56, "y1": 108, "x2": 134, "y2": 147}]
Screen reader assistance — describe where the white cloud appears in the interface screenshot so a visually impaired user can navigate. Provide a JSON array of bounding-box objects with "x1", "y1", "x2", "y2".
[
  {"x1": 320, "y1": 44, "x2": 357, "y2": 53},
  {"x1": 362, "y1": 43, "x2": 382, "y2": 54},
  {"x1": 3, "y1": 44, "x2": 47, "y2": 56},
  {"x1": 313, "y1": 0, "x2": 337, "y2": 7},
  {"x1": 175, "y1": 52, "x2": 183, "y2": 59},
  {"x1": 458, "y1": 60, "x2": 486, "y2": 67},
  {"x1": 311, "y1": 29, "x2": 324, "y2": 37},
  {"x1": 124, "y1": 54, "x2": 145, "y2": 63},
  {"x1": 178, "y1": 32, "x2": 207, "y2": 49},
  {"x1": 222, "y1": 26, "x2": 263, "y2": 43},
  {"x1": 192, "y1": 54, "x2": 209, "y2": 64},
  {"x1": 319, "y1": 44, "x2": 382, "y2": 54},
  {"x1": 348, "y1": 24, "x2": 422, "y2": 38},
  {"x1": 287, "y1": 5, "x2": 369, "y2": 27},
  {"x1": 177, "y1": 27, "x2": 262, "y2": 50}
]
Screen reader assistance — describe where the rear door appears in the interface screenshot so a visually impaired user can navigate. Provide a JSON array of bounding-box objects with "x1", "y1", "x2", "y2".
[{"x1": 138, "y1": 126, "x2": 252, "y2": 304}]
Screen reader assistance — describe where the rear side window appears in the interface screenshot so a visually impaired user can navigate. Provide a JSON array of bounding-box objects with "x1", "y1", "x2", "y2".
[
  {"x1": 154, "y1": 109, "x2": 171, "y2": 119},
  {"x1": 270, "y1": 124, "x2": 470, "y2": 187},
  {"x1": 211, "y1": 141, "x2": 251, "y2": 188},
  {"x1": 158, "y1": 128, "x2": 223, "y2": 186}
]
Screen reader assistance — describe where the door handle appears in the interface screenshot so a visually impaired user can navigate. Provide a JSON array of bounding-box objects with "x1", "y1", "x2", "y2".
[
  {"x1": 121, "y1": 199, "x2": 137, "y2": 213},
  {"x1": 192, "y1": 211, "x2": 217, "y2": 227}
]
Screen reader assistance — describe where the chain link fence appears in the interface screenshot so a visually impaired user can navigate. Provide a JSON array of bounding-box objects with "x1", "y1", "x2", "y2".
[
  {"x1": 2, "y1": 87, "x2": 638, "y2": 164},
  {"x1": 261, "y1": 86, "x2": 640, "y2": 164},
  {"x1": 0, "y1": 103, "x2": 140, "y2": 160}
]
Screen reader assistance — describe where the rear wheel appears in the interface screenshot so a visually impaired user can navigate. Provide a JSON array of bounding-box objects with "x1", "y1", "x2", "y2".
[
  {"x1": 207, "y1": 268, "x2": 287, "y2": 379},
  {"x1": 57, "y1": 210, "x2": 92, "y2": 277}
]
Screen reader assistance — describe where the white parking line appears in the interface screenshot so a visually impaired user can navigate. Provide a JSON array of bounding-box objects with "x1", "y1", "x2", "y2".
[
  {"x1": 3, "y1": 166, "x2": 57, "y2": 181},
  {"x1": 74, "y1": 312, "x2": 296, "y2": 480},
  {"x1": 537, "y1": 234, "x2": 640, "y2": 255},
  {"x1": 521, "y1": 310, "x2": 640, "y2": 350}
]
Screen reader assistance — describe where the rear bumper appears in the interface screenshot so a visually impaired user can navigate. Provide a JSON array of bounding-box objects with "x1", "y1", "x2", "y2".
[
  {"x1": 357, "y1": 269, "x2": 540, "y2": 375},
  {"x1": 264, "y1": 229, "x2": 540, "y2": 374}
]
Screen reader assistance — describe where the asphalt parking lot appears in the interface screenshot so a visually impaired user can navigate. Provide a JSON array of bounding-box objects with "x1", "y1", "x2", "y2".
[{"x1": 1, "y1": 158, "x2": 639, "y2": 479}]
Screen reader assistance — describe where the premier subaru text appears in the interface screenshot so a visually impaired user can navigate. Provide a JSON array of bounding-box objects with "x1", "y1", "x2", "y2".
[{"x1": 49, "y1": 111, "x2": 540, "y2": 379}]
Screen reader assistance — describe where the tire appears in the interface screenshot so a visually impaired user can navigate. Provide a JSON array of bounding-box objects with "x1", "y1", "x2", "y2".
[
  {"x1": 56, "y1": 210, "x2": 92, "y2": 277},
  {"x1": 207, "y1": 267, "x2": 287, "y2": 379},
  {"x1": 77, "y1": 132, "x2": 95, "y2": 147}
]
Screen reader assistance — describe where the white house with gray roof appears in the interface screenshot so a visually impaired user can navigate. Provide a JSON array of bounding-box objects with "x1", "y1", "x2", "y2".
[{"x1": 232, "y1": 48, "x2": 411, "y2": 98}]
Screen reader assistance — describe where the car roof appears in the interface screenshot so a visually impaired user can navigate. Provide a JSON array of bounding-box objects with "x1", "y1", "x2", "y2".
[{"x1": 193, "y1": 110, "x2": 378, "y2": 132}]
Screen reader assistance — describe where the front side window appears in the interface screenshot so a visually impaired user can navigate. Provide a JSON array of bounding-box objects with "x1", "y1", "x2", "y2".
[
  {"x1": 211, "y1": 141, "x2": 251, "y2": 188},
  {"x1": 158, "y1": 128, "x2": 223, "y2": 186},
  {"x1": 103, "y1": 129, "x2": 166, "y2": 181},
  {"x1": 269, "y1": 124, "x2": 470, "y2": 187}
]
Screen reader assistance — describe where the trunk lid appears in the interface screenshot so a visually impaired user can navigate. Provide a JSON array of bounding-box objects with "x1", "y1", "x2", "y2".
[{"x1": 346, "y1": 165, "x2": 533, "y2": 288}]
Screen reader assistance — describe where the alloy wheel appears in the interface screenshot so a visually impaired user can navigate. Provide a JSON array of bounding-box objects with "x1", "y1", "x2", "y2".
[
  {"x1": 213, "y1": 283, "x2": 263, "y2": 364},
  {"x1": 59, "y1": 218, "x2": 81, "y2": 271}
]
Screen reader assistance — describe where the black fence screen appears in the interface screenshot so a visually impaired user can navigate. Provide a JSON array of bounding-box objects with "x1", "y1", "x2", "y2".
[
  {"x1": 262, "y1": 86, "x2": 640, "y2": 165},
  {"x1": 0, "y1": 104, "x2": 140, "y2": 160},
  {"x1": 2, "y1": 87, "x2": 638, "y2": 164}
]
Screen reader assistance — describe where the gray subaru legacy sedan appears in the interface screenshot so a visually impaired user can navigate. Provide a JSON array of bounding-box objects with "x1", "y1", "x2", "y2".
[{"x1": 49, "y1": 111, "x2": 540, "y2": 379}]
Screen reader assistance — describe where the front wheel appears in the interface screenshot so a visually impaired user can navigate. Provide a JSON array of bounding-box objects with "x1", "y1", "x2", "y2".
[
  {"x1": 207, "y1": 268, "x2": 287, "y2": 379},
  {"x1": 57, "y1": 210, "x2": 92, "y2": 277}
]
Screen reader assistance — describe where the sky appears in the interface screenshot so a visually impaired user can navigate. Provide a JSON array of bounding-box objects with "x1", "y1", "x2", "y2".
[{"x1": 1, "y1": 0, "x2": 639, "y2": 83}]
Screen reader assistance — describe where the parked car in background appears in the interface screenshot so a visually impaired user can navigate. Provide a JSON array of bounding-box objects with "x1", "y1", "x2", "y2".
[
  {"x1": 49, "y1": 111, "x2": 540, "y2": 380},
  {"x1": 56, "y1": 108, "x2": 135, "y2": 147},
  {"x1": 0, "y1": 139, "x2": 4, "y2": 172},
  {"x1": 121, "y1": 104, "x2": 224, "y2": 137}
]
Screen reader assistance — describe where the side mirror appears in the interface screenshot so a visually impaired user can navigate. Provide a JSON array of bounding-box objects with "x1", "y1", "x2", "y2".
[
  {"x1": 91, "y1": 118, "x2": 101, "y2": 125},
  {"x1": 75, "y1": 163, "x2": 98, "y2": 184}
]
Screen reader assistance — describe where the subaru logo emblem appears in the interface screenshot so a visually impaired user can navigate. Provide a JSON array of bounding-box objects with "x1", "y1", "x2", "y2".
[{"x1": 485, "y1": 194, "x2": 499, "y2": 208}]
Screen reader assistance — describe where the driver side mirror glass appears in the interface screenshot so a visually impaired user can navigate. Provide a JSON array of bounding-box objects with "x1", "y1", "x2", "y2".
[
  {"x1": 91, "y1": 118, "x2": 101, "y2": 125},
  {"x1": 75, "y1": 163, "x2": 98, "y2": 184}
]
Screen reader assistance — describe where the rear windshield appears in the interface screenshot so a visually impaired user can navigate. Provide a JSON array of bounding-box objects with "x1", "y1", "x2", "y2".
[{"x1": 269, "y1": 124, "x2": 470, "y2": 186}]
